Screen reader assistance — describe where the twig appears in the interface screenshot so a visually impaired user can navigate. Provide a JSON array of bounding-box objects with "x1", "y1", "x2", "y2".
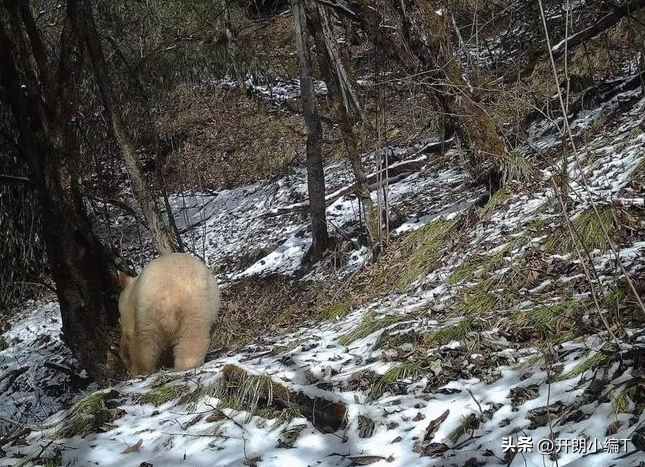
[
  {"x1": 204, "y1": 401, "x2": 247, "y2": 431},
  {"x1": 12, "y1": 439, "x2": 55, "y2": 467},
  {"x1": 466, "y1": 388, "x2": 483, "y2": 415},
  {"x1": 0, "y1": 174, "x2": 30, "y2": 183},
  {"x1": 44, "y1": 362, "x2": 91, "y2": 388}
]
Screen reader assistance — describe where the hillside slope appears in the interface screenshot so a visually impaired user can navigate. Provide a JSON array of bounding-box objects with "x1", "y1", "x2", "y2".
[{"x1": 2, "y1": 68, "x2": 645, "y2": 467}]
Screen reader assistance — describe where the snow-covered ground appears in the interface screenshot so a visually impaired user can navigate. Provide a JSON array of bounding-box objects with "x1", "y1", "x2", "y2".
[
  {"x1": 3, "y1": 74, "x2": 645, "y2": 466},
  {"x1": 0, "y1": 302, "x2": 95, "y2": 433}
]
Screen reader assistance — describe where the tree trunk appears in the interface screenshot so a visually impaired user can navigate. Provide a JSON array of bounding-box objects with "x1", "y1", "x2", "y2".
[
  {"x1": 292, "y1": 0, "x2": 329, "y2": 261},
  {"x1": 220, "y1": 0, "x2": 243, "y2": 88},
  {"x1": 347, "y1": 0, "x2": 508, "y2": 189},
  {"x1": 103, "y1": 34, "x2": 184, "y2": 252},
  {"x1": 0, "y1": 1, "x2": 123, "y2": 382},
  {"x1": 305, "y1": 1, "x2": 381, "y2": 248},
  {"x1": 71, "y1": 0, "x2": 181, "y2": 255}
]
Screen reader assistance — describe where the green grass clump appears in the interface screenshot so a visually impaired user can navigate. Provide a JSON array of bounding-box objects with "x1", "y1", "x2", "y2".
[
  {"x1": 603, "y1": 285, "x2": 629, "y2": 312},
  {"x1": 395, "y1": 219, "x2": 458, "y2": 289},
  {"x1": 527, "y1": 218, "x2": 548, "y2": 232},
  {"x1": 136, "y1": 383, "x2": 191, "y2": 406},
  {"x1": 502, "y1": 154, "x2": 534, "y2": 184},
  {"x1": 55, "y1": 392, "x2": 113, "y2": 439},
  {"x1": 426, "y1": 318, "x2": 475, "y2": 346},
  {"x1": 544, "y1": 206, "x2": 617, "y2": 254},
  {"x1": 447, "y1": 414, "x2": 481, "y2": 444},
  {"x1": 447, "y1": 261, "x2": 479, "y2": 285},
  {"x1": 338, "y1": 313, "x2": 407, "y2": 347},
  {"x1": 611, "y1": 389, "x2": 632, "y2": 415},
  {"x1": 455, "y1": 283, "x2": 499, "y2": 316},
  {"x1": 448, "y1": 241, "x2": 518, "y2": 286},
  {"x1": 211, "y1": 365, "x2": 299, "y2": 424},
  {"x1": 479, "y1": 187, "x2": 512, "y2": 221},
  {"x1": 369, "y1": 362, "x2": 426, "y2": 400},
  {"x1": 326, "y1": 301, "x2": 352, "y2": 321},
  {"x1": 558, "y1": 350, "x2": 613, "y2": 381},
  {"x1": 530, "y1": 300, "x2": 582, "y2": 336},
  {"x1": 374, "y1": 328, "x2": 421, "y2": 349}
]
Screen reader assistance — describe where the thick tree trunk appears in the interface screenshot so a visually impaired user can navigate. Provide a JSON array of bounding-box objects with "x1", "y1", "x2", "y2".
[
  {"x1": 292, "y1": 0, "x2": 329, "y2": 261},
  {"x1": 0, "y1": 3, "x2": 123, "y2": 381},
  {"x1": 305, "y1": 1, "x2": 381, "y2": 248},
  {"x1": 71, "y1": 0, "x2": 181, "y2": 255}
]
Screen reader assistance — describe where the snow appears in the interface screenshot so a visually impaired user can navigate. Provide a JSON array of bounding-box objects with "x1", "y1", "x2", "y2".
[
  {"x1": 158, "y1": 141, "x2": 474, "y2": 281},
  {"x1": 236, "y1": 235, "x2": 310, "y2": 278},
  {"x1": 218, "y1": 77, "x2": 328, "y2": 102},
  {"x1": 0, "y1": 302, "x2": 95, "y2": 431},
  {"x1": 5, "y1": 291, "x2": 645, "y2": 466},
  {"x1": 4, "y1": 67, "x2": 645, "y2": 467}
]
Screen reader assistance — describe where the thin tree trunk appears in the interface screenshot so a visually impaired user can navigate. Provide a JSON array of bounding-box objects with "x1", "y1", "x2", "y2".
[
  {"x1": 0, "y1": 2, "x2": 123, "y2": 382},
  {"x1": 103, "y1": 34, "x2": 184, "y2": 252},
  {"x1": 71, "y1": 0, "x2": 181, "y2": 255},
  {"x1": 292, "y1": 0, "x2": 329, "y2": 261},
  {"x1": 305, "y1": 1, "x2": 381, "y2": 248},
  {"x1": 220, "y1": 0, "x2": 243, "y2": 88}
]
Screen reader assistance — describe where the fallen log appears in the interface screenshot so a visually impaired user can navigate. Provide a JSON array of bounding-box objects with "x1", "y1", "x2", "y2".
[
  {"x1": 505, "y1": 0, "x2": 645, "y2": 83},
  {"x1": 525, "y1": 71, "x2": 645, "y2": 126},
  {"x1": 216, "y1": 364, "x2": 347, "y2": 433},
  {"x1": 258, "y1": 139, "x2": 450, "y2": 219},
  {"x1": 551, "y1": 0, "x2": 645, "y2": 58}
]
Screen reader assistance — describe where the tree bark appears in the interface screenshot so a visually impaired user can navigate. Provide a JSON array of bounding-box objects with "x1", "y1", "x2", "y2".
[
  {"x1": 292, "y1": 0, "x2": 329, "y2": 261},
  {"x1": 305, "y1": 1, "x2": 382, "y2": 248},
  {"x1": 70, "y1": 0, "x2": 182, "y2": 255},
  {"x1": 0, "y1": 2, "x2": 123, "y2": 382}
]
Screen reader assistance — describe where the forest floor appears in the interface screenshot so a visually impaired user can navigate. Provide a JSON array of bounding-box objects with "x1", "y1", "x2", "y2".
[{"x1": 4, "y1": 54, "x2": 645, "y2": 467}]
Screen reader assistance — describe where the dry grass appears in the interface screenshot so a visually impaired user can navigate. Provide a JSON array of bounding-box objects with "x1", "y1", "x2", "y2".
[
  {"x1": 544, "y1": 206, "x2": 632, "y2": 255},
  {"x1": 212, "y1": 275, "x2": 324, "y2": 351},
  {"x1": 159, "y1": 91, "x2": 306, "y2": 190}
]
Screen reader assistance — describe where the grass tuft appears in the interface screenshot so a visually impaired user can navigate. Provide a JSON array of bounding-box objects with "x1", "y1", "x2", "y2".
[
  {"x1": 211, "y1": 365, "x2": 305, "y2": 426},
  {"x1": 338, "y1": 313, "x2": 407, "y2": 347},
  {"x1": 326, "y1": 301, "x2": 352, "y2": 321},
  {"x1": 369, "y1": 362, "x2": 426, "y2": 400},
  {"x1": 212, "y1": 368, "x2": 284, "y2": 419},
  {"x1": 455, "y1": 282, "x2": 499, "y2": 316},
  {"x1": 394, "y1": 219, "x2": 458, "y2": 289},
  {"x1": 447, "y1": 414, "x2": 481, "y2": 444},
  {"x1": 479, "y1": 187, "x2": 512, "y2": 221},
  {"x1": 55, "y1": 391, "x2": 115, "y2": 439},
  {"x1": 374, "y1": 328, "x2": 421, "y2": 350},
  {"x1": 558, "y1": 350, "x2": 614, "y2": 381},
  {"x1": 426, "y1": 318, "x2": 476, "y2": 346},
  {"x1": 611, "y1": 389, "x2": 632, "y2": 415},
  {"x1": 448, "y1": 242, "x2": 516, "y2": 286},
  {"x1": 502, "y1": 154, "x2": 534, "y2": 184},
  {"x1": 512, "y1": 300, "x2": 583, "y2": 342},
  {"x1": 544, "y1": 206, "x2": 618, "y2": 254},
  {"x1": 447, "y1": 261, "x2": 479, "y2": 285},
  {"x1": 136, "y1": 384, "x2": 191, "y2": 406}
]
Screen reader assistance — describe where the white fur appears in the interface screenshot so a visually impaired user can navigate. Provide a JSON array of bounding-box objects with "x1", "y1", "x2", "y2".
[{"x1": 118, "y1": 253, "x2": 220, "y2": 375}]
